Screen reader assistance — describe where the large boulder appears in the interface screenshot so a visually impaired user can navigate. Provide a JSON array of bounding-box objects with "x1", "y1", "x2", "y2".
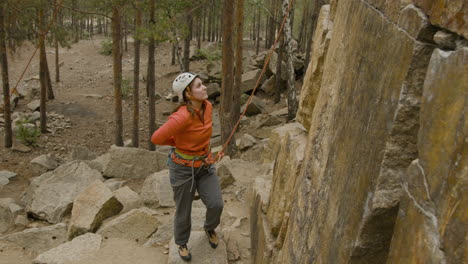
[
  {"x1": 250, "y1": 123, "x2": 307, "y2": 263},
  {"x1": 387, "y1": 48, "x2": 467, "y2": 264},
  {"x1": 0, "y1": 170, "x2": 16, "y2": 181},
  {"x1": 296, "y1": 5, "x2": 333, "y2": 131},
  {"x1": 272, "y1": 1, "x2": 441, "y2": 263},
  {"x1": 168, "y1": 231, "x2": 228, "y2": 264},
  {"x1": 68, "y1": 146, "x2": 97, "y2": 161},
  {"x1": 33, "y1": 233, "x2": 102, "y2": 264},
  {"x1": 250, "y1": 175, "x2": 273, "y2": 264},
  {"x1": 0, "y1": 223, "x2": 68, "y2": 256},
  {"x1": 237, "y1": 133, "x2": 257, "y2": 151},
  {"x1": 241, "y1": 69, "x2": 267, "y2": 94},
  {"x1": 215, "y1": 157, "x2": 236, "y2": 189},
  {"x1": 99, "y1": 146, "x2": 167, "y2": 179},
  {"x1": 140, "y1": 170, "x2": 175, "y2": 208},
  {"x1": 397, "y1": 4, "x2": 437, "y2": 42},
  {"x1": 206, "y1": 83, "x2": 221, "y2": 99},
  {"x1": 0, "y1": 198, "x2": 16, "y2": 233},
  {"x1": 29, "y1": 154, "x2": 59, "y2": 176},
  {"x1": 68, "y1": 180, "x2": 123, "y2": 240},
  {"x1": 413, "y1": 0, "x2": 467, "y2": 39},
  {"x1": 22, "y1": 161, "x2": 104, "y2": 224},
  {"x1": 268, "y1": 51, "x2": 287, "y2": 81},
  {"x1": 97, "y1": 208, "x2": 160, "y2": 244},
  {"x1": 241, "y1": 96, "x2": 264, "y2": 116},
  {"x1": 27, "y1": 100, "x2": 40, "y2": 111},
  {"x1": 113, "y1": 186, "x2": 142, "y2": 214}
]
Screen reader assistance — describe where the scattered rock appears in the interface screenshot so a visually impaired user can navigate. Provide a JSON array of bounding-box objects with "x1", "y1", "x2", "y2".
[
  {"x1": 0, "y1": 223, "x2": 68, "y2": 256},
  {"x1": 113, "y1": 186, "x2": 142, "y2": 214},
  {"x1": 260, "y1": 75, "x2": 276, "y2": 95},
  {"x1": 12, "y1": 142, "x2": 32, "y2": 153},
  {"x1": 216, "y1": 157, "x2": 236, "y2": 189},
  {"x1": 0, "y1": 177, "x2": 9, "y2": 190},
  {"x1": 241, "y1": 140, "x2": 267, "y2": 162},
  {"x1": 207, "y1": 83, "x2": 221, "y2": 99},
  {"x1": 68, "y1": 180, "x2": 123, "y2": 240},
  {"x1": 29, "y1": 154, "x2": 58, "y2": 176},
  {"x1": 241, "y1": 69, "x2": 267, "y2": 93},
  {"x1": 104, "y1": 178, "x2": 126, "y2": 191},
  {"x1": 433, "y1": 30, "x2": 457, "y2": 49},
  {"x1": 69, "y1": 146, "x2": 97, "y2": 161},
  {"x1": 26, "y1": 86, "x2": 40, "y2": 100},
  {"x1": 14, "y1": 215, "x2": 29, "y2": 227},
  {"x1": 226, "y1": 238, "x2": 241, "y2": 261},
  {"x1": 97, "y1": 208, "x2": 160, "y2": 244},
  {"x1": 270, "y1": 107, "x2": 288, "y2": 117},
  {"x1": 27, "y1": 100, "x2": 41, "y2": 112},
  {"x1": 257, "y1": 115, "x2": 285, "y2": 128},
  {"x1": 268, "y1": 51, "x2": 287, "y2": 81},
  {"x1": 100, "y1": 146, "x2": 167, "y2": 179},
  {"x1": 0, "y1": 198, "x2": 15, "y2": 233},
  {"x1": 81, "y1": 94, "x2": 104, "y2": 99},
  {"x1": 237, "y1": 133, "x2": 257, "y2": 151},
  {"x1": 140, "y1": 170, "x2": 175, "y2": 208},
  {"x1": 144, "y1": 221, "x2": 173, "y2": 246},
  {"x1": 33, "y1": 233, "x2": 102, "y2": 264},
  {"x1": 241, "y1": 97, "x2": 264, "y2": 116},
  {"x1": 22, "y1": 161, "x2": 104, "y2": 224}
]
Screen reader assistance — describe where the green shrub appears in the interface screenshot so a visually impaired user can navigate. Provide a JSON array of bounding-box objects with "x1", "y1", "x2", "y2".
[
  {"x1": 121, "y1": 78, "x2": 132, "y2": 99},
  {"x1": 15, "y1": 118, "x2": 41, "y2": 146},
  {"x1": 99, "y1": 39, "x2": 112, "y2": 55},
  {"x1": 195, "y1": 48, "x2": 221, "y2": 62}
]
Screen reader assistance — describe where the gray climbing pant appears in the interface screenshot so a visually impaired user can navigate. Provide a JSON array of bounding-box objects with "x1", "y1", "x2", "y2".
[{"x1": 168, "y1": 159, "x2": 224, "y2": 246}]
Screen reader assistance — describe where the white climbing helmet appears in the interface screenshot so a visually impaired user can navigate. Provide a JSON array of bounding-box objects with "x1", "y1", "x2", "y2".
[{"x1": 172, "y1": 72, "x2": 198, "y2": 102}]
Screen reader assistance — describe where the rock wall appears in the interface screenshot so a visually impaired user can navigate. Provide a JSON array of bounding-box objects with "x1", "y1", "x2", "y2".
[{"x1": 252, "y1": 0, "x2": 466, "y2": 263}]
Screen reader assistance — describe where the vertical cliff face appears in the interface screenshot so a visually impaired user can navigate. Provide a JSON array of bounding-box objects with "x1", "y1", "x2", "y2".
[{"x1": 251, "y1": 0, "x2": 466, "y2": 263}]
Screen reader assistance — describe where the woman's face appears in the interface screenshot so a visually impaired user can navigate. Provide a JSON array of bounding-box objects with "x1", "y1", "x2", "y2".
[{"x1": 188, "y1": 78, "x2": 208, "y2": 101}]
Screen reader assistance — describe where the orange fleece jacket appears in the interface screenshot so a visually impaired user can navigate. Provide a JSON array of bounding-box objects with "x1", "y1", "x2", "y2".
[{"x1": 151, "y1": 100, "x2": 213, "y2": 159}]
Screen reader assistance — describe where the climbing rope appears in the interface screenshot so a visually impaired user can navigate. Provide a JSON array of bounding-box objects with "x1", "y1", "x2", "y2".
[
  {"x1": 2, "y1": 0, "x2": 64, "y2": 104},
  {"x1": 215, "y1": 0, "x2": 295, "y2": 162}
]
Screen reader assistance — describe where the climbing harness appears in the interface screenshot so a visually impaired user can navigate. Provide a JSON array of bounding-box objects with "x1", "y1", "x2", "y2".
[{"x1": 170, "y1": 148, "x2": 210, "y2": 192}]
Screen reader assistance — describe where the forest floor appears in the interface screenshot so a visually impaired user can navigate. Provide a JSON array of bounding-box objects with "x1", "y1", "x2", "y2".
[{"x1": 0, "y1": 36, "x2": 284, "y2": 263}]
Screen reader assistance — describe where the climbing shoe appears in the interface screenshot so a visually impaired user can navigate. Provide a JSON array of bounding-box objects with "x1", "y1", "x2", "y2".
[
  {"x1": 204, "y1": 228, "x2": 219, "y2": 249},
  {"x1": 178, "y1": 244, "x2": 191, "y2": 261}
]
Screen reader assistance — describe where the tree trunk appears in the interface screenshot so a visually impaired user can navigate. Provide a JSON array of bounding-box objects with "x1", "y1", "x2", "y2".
[
  {"x1": 234, "y1": 0, "x2": 243, "y2": 124},
  {"x1": 147, "y1": 0, "x2": 156, "y2": 150},
  {"x1": 0, "y1": 2, "x2": 12, "y2": 148},
  {"x1": 98, "y1": 18, "x2": 102, "y2": 34},
  {"x1": 255, "y1": 6, "x2": 260, "y2": 55},
  {"x1": 183, "y1": 13, "x2": 192, "y2": 72},
  {"x1": 38, "y1": 8, "x2": 47, "y2": 133},
  {"x1": 124, "y1": 16, "x2": 128, "y2": 52},
  {"x1": 133, "y1": 6, "x2": 142, "y2": 148},
  {"x1": 42, "y1": 44, "x2": 54, "y2": 100},
  {"x1": 171, "y1": 44, "x2": 176, "y2": 65},
  {"x1": 282, "y1": 0, "x2": 297, "y2": 120},
  {"x1": 90, "y1": 16, "x2": 94, "y2": 39},
  {"x1": 55, "y1": 0, "x2": 60, "y2": 83},
  {"x1": 275, "y1": 37, "x2": 283, "y2": 103},
  {"x1": 202, "y1": 8, "x2": 206, "y2": 42},
  {"x1": 112, "y1": 6, "x2": 124, "y2": 146},
  {"x1": 220, "y1": 0, "x2": 236, "y2": 156},
  {"x1": 197, "y1": 13, "x2": 201, "y2": 50}
]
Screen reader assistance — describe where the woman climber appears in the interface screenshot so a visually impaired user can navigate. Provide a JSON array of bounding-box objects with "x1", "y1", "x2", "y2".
[{"x1": 151, "y1": 72, "x2": 223, "y2": 262}]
